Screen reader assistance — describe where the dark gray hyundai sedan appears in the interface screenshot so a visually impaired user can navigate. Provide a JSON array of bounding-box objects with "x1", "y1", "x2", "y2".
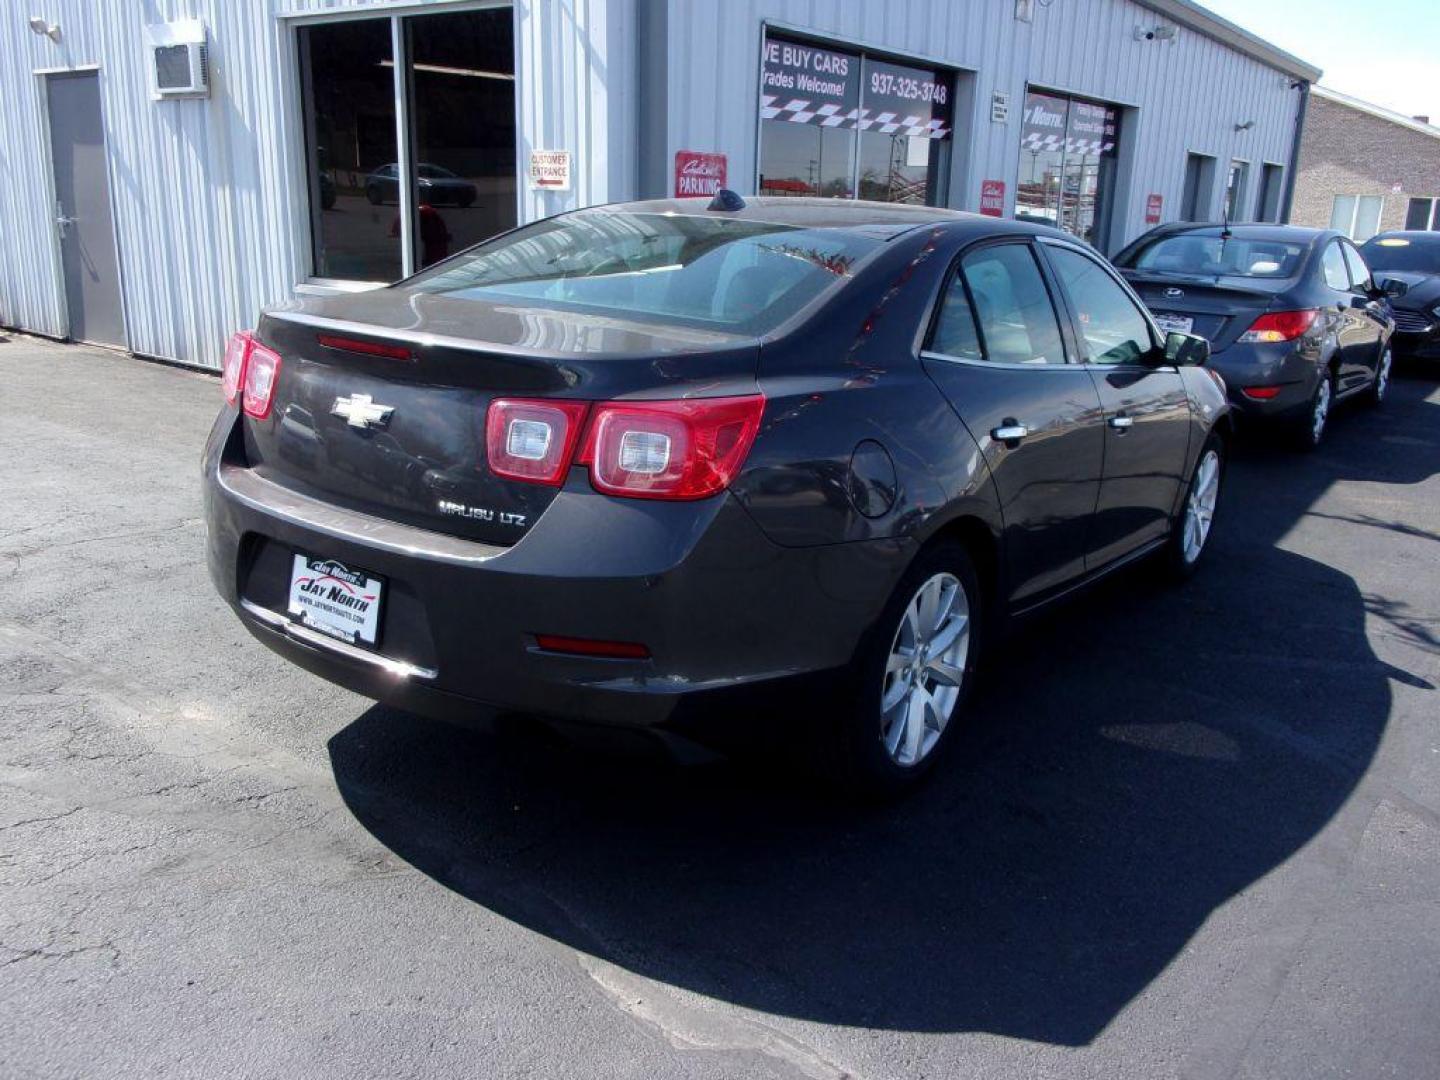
[{"x1": 203, "y1": 195, "x2": 1230, "y2": 794}]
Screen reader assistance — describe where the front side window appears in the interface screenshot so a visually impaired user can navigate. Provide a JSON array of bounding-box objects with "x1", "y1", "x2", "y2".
[
  {"x1": 954, "y1": 244, "x2": 1066, "y2": 365},
  {"x1": 1321, "y1": 242, "x2": 1351, "y2": 291},
  {"x1": 406, "y1": 210, "x2": 881, "y2": 335},
  {"x1": 1340, "y1": 242, "x2": 1373, "y2": 293},
  {"x1": 758, "y1": 33, "x2": 954, "y2": 206},
  {"x1": 1046, "y1": 246, "x2": 1153, "y2": 365},
  {"x1": 1017, "y1": 90, "x2": 1121, "y2": 246}
]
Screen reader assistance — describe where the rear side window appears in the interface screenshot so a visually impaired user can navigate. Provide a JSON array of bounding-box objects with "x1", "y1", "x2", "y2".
[
  {"x1": 1046, "y1": 246, "x2": 1153, "y2": 365},
  {"x1": 952, "y1": 244, "x2": 1066, "y2": 365},
  {"x1": 405, "y1": 209, "x2": 881, "y2": 335},
  {"x1": 1321, "y1": 242, "x2": 1351, "y2": 291}
]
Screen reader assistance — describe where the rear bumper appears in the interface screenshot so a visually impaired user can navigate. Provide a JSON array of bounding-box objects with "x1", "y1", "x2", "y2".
[
  {"x1": 1206, "y1": 342, "x2": 1320, "y2": 422},
  {"x1": 202, "y1": 410, "x2": 909, "y2": 733}
]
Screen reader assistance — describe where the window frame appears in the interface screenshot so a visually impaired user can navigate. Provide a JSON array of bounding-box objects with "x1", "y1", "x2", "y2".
[
  {"x1": 921, "y1": 237, "x2": 1078, "y2": 370},
  {"x1": 282, "y1": 0, "x2": 515, "y2": 289},
  {"x1": 1404, "y1": 196, "x2": 1440, "y2": 231},
  {"x1": 1329, "y1": 194, "x2": 1386, "y2": 242},
  {"x1": 1037, "y1": 239, "x2": 1161, "y2": 368}
]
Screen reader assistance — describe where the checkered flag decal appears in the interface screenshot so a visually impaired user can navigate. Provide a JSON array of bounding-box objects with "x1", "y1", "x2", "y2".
[
  {"x1": 1020, "y1": 131, "x2": 1114, "y2": 155},
  {"x1": 761, "y1": 96, "x2": 950, "y2": 139}
]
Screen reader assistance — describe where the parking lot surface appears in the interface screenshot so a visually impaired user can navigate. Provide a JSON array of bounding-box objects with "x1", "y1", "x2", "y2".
[{"x1": 2, "y1": 334, "x2": 1438, "y2": 1080}]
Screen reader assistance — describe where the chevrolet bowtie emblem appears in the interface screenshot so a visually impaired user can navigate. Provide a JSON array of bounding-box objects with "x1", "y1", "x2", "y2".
[{"x1": 331, "y1": 393, "x2": 395, "y2": 430}]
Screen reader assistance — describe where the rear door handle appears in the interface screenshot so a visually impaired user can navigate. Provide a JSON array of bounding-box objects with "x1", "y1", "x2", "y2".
[
  {"x1": 1109, "y1": 415, "x2": 1135, "y2": 431},
  {"x1": 991, "y1": 422, "x2": 1029, "y2": 443}
]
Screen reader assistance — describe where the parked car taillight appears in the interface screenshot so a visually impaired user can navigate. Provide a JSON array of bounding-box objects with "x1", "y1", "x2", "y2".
[
  {"x1": 578, "y1": 395, "x2": 766, "y2": 500},
  {"x1": 485, "y1": 398, "x2": 591, "y2": 485},
  {"x1": 1238, "y1": 309, "x2": 1319, "y2": 343},
  {"x1": 484, "y1": 394, "x2": 766, "y2": 500},
  {"x1": 221, "y1": 330, "x2": 253, "y2": 405},
  {"x1": 241, "y1": 341, "x2": 282, "y2": 420}
]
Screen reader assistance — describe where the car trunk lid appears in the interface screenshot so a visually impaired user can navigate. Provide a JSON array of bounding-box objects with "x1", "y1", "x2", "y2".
[
  {"x1": 1121, "y1": 271, "x2": 1290, "y2": 352},
  {"x1": 241, "y1": 290, "x2": 759, "y2": 547}
]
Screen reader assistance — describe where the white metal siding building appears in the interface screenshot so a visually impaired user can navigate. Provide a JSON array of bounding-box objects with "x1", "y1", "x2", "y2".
[{"x1": 0, "y1": 0, "x2": 1317, "y2": 370}]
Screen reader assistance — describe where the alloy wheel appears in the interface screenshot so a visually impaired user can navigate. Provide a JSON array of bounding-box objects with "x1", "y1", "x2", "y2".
[
  {"x1": 880, "y1": 572, "x2": 970, "y2": 767},
  {"x1": 1182, "y1": 449, "x2": 1221, "y2": 564}
]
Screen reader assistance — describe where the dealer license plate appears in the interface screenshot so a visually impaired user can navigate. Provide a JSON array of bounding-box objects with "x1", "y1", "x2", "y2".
[
  {"x1": 287, "y1": 554, "x2": 384, "y2": 646},
  {"x1": 1153, "y1": 313, "x2": 1195, "y2": 335}
]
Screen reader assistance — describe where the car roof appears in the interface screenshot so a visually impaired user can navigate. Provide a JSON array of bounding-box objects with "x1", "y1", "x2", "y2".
[
  {"x1": 1145, "y1": 222, "x2": 1332, "y2": 243},
  {"x1": 596, "y1": 196, "x2": 1005, "y2": 240}
]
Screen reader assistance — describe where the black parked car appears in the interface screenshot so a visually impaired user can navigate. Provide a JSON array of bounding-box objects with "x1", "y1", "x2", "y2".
[
  {"x1": 1114, "y1": 224, "x2": 1394, "y2": 448},
  {"x1": 364, "y1": 163, "x2": 477, "y2": 207},
  {"x1": 205, "y1": 196, "x2": 1229, "y2": 794},
  {"x1": 1359, "y1": 230, "x2": 1440, "y2": 362}
]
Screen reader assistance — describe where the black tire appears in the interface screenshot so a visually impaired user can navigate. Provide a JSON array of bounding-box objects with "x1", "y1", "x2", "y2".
[
  {"x1": 1164, "y1": 432, "x2": 1225, "y2": 580},
  {"x1": 365, "y1": 185, "x2": 384, "y2": 206},
  {"x1": 1294, "y1": 371, "x2": 1333, "y2": 451},
  {"x1": 1365, "y1": 345, "x2": 1393, "y2": 407},
  {"x1": 823, "y1": 540, "x2": 984, "y2": 799}
]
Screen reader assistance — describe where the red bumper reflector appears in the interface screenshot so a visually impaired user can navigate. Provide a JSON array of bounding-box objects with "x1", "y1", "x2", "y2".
[
  {"x1": 1241, "y1": 386, "x2": 1283, "y2": 400},
  {"x1": 316, "y1": 333, "x2": 413, "y2": 361},
  {"x1": 534, "y1": 634, "x2": 651, "y2": 660}
]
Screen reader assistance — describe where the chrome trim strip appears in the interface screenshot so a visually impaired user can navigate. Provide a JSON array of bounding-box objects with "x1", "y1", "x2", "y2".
[
  {"x1": 218, "y1": 464, "x2": 503, "y2": 567},
  {"x1": 240, "y1": 599, "x2": 439, "y2": 680}
]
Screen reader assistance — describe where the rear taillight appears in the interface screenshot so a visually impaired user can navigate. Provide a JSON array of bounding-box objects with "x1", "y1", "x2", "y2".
[
  {"x1": 483, "y1": 394, "x2": 766, "y2": 500},
  {"x1": 485, "y1": 398, "x2": 591, "y2": 486},
  {"x1": 241, "y1": 341, "x2": 282, "y2": 419},
  {"x1": 578, "y1": 395, "x2": 766, "y2": 500},
  {"x1": 1238, "y1": 309, "x2": 1319, "y2": 344},
  {"x1": 221, "y1": 331, "x2": 253, "y2": 405}
]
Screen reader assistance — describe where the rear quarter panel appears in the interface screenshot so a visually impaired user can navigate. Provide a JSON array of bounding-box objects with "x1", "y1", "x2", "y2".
[{"x1": 731, "y1": 226, "x2": 1002, "y2": 548}]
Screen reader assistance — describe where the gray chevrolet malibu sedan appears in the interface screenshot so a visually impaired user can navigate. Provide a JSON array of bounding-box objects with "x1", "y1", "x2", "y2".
[{"x1": 203, "y1": 195, "x2": 1231, "y2": 795}]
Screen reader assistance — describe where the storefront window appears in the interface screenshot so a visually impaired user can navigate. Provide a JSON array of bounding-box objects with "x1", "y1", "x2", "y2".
[
  {"x1": 299, "y1": 19, "x2": 400, "y2": 282},
  {"x1": 758, "y1": 33, "x2": 952, "y2": 206},
  {"x1": 1016, "y1": 90, "x2": 1120, "y2": 246},
  {"x1": 299, "y1": 8, "x2": 517, "y2": 282}
]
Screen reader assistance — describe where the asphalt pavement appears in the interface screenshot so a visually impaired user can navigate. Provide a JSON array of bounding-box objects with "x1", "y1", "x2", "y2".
[{"x1": 2, "y1": 332, "x2": 1438, "y2": 1080}]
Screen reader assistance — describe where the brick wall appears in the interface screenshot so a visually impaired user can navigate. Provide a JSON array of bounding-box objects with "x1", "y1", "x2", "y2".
[{"x1": 1292, "y1": 93, "x2": 1440, "y2": 235}]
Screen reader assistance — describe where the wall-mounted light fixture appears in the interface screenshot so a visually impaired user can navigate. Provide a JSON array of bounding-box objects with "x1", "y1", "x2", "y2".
[
  {"x1": 28, "y1": 15, "x2": 60, "y2": 40},
  {"x1": 1234, "y1": 120, "x2": 1256, "y2": 132},
  {"x1": 1133, "y1": 24, "x2": 1178, "y2": 42}
]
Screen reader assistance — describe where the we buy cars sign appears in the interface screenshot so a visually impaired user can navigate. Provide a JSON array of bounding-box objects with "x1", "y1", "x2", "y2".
[{"x1": 674, "y1": 151, "x2": 727, "y2": 197}]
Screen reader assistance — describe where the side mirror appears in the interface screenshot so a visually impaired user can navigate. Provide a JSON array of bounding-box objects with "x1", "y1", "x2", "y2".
[
  {"x1": 1163, "y1": 330, "x2": 1210, "y2": 367},
  {"x1": 1380, "y1": 276, "x2": 1408, "y2": 299}
]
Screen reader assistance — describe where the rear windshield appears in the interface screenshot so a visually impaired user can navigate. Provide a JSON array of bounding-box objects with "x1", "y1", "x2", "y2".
[
  {"x1": 1359, "y1": 235, "x2": 1440, "y2": 273},
  {"x1": 1128, "y1": 231, "x2": 1307, "y2": 280},
  {"x1": 404, "y1": 210, "x2": 880, "y2": 334}
]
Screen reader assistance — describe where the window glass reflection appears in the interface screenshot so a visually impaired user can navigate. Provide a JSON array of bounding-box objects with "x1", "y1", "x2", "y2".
[
  {"x1": 300, "y1": 18, "x2": 400, "y2": 281},
  {"x1": 405, "y1": 8, "x2": 517, "y2": 268}
]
